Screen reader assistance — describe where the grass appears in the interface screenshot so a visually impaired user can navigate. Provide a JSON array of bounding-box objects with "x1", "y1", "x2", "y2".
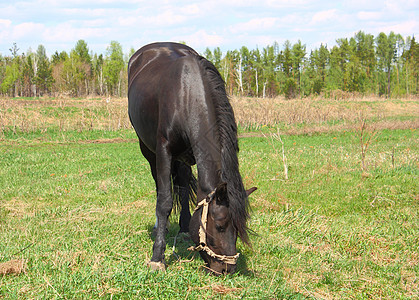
[{"x1": 0, "y1": 96, "x2": 418, "y2": 298}]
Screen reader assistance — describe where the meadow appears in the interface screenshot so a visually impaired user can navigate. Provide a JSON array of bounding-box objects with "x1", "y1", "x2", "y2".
[{"x1": 0, "y1": 96, "x2": 418, "y2": 299}]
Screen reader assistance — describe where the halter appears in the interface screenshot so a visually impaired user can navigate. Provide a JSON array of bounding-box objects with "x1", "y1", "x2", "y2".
[{"x1": 188, "y1": 190, "x2": 240, "y2": 265}]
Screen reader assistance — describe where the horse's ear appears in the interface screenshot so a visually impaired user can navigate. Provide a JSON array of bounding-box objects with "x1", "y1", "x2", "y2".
[
  {"x1": 215, "y1": 182, "x2": 228, "y2": 205},
  {"x1": 246, "y1": 187, "x2": 257, "y2": 196}
]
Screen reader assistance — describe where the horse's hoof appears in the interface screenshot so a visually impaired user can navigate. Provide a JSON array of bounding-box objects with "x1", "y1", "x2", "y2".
[{"x1": 147, "y1": 261, "x2": 166, "y2": 271}]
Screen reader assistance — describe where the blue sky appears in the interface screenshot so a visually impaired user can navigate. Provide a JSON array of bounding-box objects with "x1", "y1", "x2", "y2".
[{"x1": 0, "y1": 0, "x2": 418, "y2": 56}]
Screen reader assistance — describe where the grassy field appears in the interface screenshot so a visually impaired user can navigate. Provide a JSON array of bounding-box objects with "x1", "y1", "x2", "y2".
[{"x1": 0, "y1": 96, "x2": 418, "y2": 298}]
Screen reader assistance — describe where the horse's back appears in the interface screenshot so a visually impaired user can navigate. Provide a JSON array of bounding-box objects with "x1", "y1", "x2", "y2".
[
  {"x1": 128, "y1": 42, "x2": 198, "y2": 85},
  {"x1": 127, "y1": 42, "x2": 202, "y2": 153}
]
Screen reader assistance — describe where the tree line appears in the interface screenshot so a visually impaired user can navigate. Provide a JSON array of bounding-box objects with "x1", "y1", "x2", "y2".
[
  {"x1": 0, "y1": 40, "x2": 130, "y2": 98},
  {"x1": 205, "y1": 31, "x2": 419, "y2": 98},
  {"x1": 1, "y1": 31, "x2": 418, "y2": 99}
]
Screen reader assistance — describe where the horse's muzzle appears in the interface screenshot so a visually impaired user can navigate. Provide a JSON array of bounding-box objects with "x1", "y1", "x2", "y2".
[{"x1": 206, "y1": 261, "x2": 237, "y2": 275}]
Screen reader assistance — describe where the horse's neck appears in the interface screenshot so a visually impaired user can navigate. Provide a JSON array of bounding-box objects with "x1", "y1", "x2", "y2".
[{"x1": 192, "y1": 129, "x2": 222, "y2": 200}]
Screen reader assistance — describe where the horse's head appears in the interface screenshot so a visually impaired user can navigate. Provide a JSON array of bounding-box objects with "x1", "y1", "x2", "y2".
[{"x1": 189, "y1": 183, "x2": 256, "y2": 275}]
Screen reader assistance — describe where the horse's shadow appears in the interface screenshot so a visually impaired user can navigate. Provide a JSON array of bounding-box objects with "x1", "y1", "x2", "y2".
[
  {"x1": 146, "y1": 222, "x2": 254, "y2": 276},
  {"x1": 146, "y1": 223, "x2": 195, "y2": 263}
]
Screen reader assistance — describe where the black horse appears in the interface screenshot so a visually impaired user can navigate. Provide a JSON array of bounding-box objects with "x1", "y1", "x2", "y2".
[{"x1": 128, "y1": 42, "x2": 256, "y2": 274}]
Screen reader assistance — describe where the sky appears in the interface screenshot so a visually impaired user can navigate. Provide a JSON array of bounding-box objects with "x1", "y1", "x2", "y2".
[{"x1": 0, "y1": 0, "x2": 418, "y2": 57}]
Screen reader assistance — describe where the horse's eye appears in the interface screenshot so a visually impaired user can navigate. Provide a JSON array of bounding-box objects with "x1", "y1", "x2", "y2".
[{"x1": 216, "y1": 224, "x2": 226, "y2": 232}]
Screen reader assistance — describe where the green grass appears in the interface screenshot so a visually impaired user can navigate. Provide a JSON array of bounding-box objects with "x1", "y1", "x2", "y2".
[
  {"x1": 1, "y1": 128, "x2": 137, "y2": 145},
  {"x1": 0, "y1": 126, "x2": 418, "y2": 298}
]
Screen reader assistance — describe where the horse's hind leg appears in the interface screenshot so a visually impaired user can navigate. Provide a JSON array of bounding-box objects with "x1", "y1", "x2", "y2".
[
  {"x1": 140, "y1": 139, "x2": 172, "y2": 271},
  {"x1": 139, "y1": 141, "x2": 163, "y2": 233},
  {"x1": 140, "y1": 140, "x2": 158, "y2": 190},
  {"x1": 172, "y1": 161, "x2": 193, "y2": 233},
  {"x1": 150, "y1": 139, "x2": 173, "y2": 268}
]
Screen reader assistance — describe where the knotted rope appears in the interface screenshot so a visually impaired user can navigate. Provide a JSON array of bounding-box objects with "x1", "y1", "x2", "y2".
[{"x1": 187, "y1": 191, "x2": 240, "y2": 265}]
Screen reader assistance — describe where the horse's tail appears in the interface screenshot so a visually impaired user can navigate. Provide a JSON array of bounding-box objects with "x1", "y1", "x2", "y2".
[{"x1": 171, "y1": 162, "x2": 197, "y2": 212}]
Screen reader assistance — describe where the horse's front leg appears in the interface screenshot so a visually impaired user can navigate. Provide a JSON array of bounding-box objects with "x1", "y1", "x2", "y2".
[{"x1": 148, "y1": 139, "x2": 173, "y2": 271}]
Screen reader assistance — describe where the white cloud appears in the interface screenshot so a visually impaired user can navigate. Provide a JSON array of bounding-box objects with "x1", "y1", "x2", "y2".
[
  {"x1": 0, "y1": 19, "x2": 12, "y2": 42},
  {"x1": 357, "y1": 11, "x2": 382, "y2": 21},
  {"x1": 342, "y1": 0, "x2": 384, "y2": 10},
  {"x1": 383, "y1": 0, "x2": 405, "y2": 16},
  {"x1": 221, "y1": 0, "x2": 261, "y2": 7},
  {"x1": 81, "y1": 19, "x2": 108, "y2": 28},
  {"x1": 311, "y1": 9, "x2": 339, "y2": 24},
  {"x1": 229, "y1": 18, "x2": 279, "y2": 34},
  {"x1": 377, "y1": 20, "x2": 419, "y2": 35},
  {"x1": 36, "y1": 0, "x2": 145, "y2": 5},
  {"x1": 118, "y1": 16, "x2": 138, "y2": 27},
  {"x1": 60, "y1": 8, "x2": 111, "y2": 18},
  {"x1": 0, "y1": 19, "x2": 12, "y2": 27},
  {"x1": 179, "y1": 4, "x2": 202, "y2": 16},
  {"x1": 41, "y1": 22, "x2": 112, "y2": 44},
  {"x1": 224, "y1": 0, "x2": 311, "y2": 8},
  {"x1": 12, "y1": 22, "x2": 45, "y2": 40},
  {"x1": 178, "y1": 30, "x2": 224, "y2": 49},
  {"x1": 140, "y1": 10, "x2": 189, "y2": 27}
]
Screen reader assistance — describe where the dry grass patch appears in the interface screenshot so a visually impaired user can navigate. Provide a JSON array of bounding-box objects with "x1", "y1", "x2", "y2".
[
  {"x1": 0, "y1": 259, "x2": 26, "y2": 275},
  {"x1": 1, "y1": 96, "x2": 417, "y2": 136},
  {"x1": 109, "y1": 198, "x2": 151, "y2": 215},
  {"x1": 230, "y1": 95, "x2": 419, "y2": 131},
  {"x1": 0, "y1": 97, "x2": 131, "y2": 134},
  {"x1": 1, "y1": 198, "x2": 36, "y2": 218}
]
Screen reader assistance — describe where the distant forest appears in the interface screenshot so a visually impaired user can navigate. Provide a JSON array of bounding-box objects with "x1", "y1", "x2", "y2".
[{"x1": 1, "y1": 31, "x2": 418, "y2": 99}]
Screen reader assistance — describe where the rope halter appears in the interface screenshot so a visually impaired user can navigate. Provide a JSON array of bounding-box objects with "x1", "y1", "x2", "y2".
[{"x1": 188, "y1": 190, "x2": 240, "y2": 265}]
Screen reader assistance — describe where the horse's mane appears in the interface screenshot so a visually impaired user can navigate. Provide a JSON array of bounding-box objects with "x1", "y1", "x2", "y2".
[{"x1": 197, "y1": 56, "x2": 251, "y2": 245}]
